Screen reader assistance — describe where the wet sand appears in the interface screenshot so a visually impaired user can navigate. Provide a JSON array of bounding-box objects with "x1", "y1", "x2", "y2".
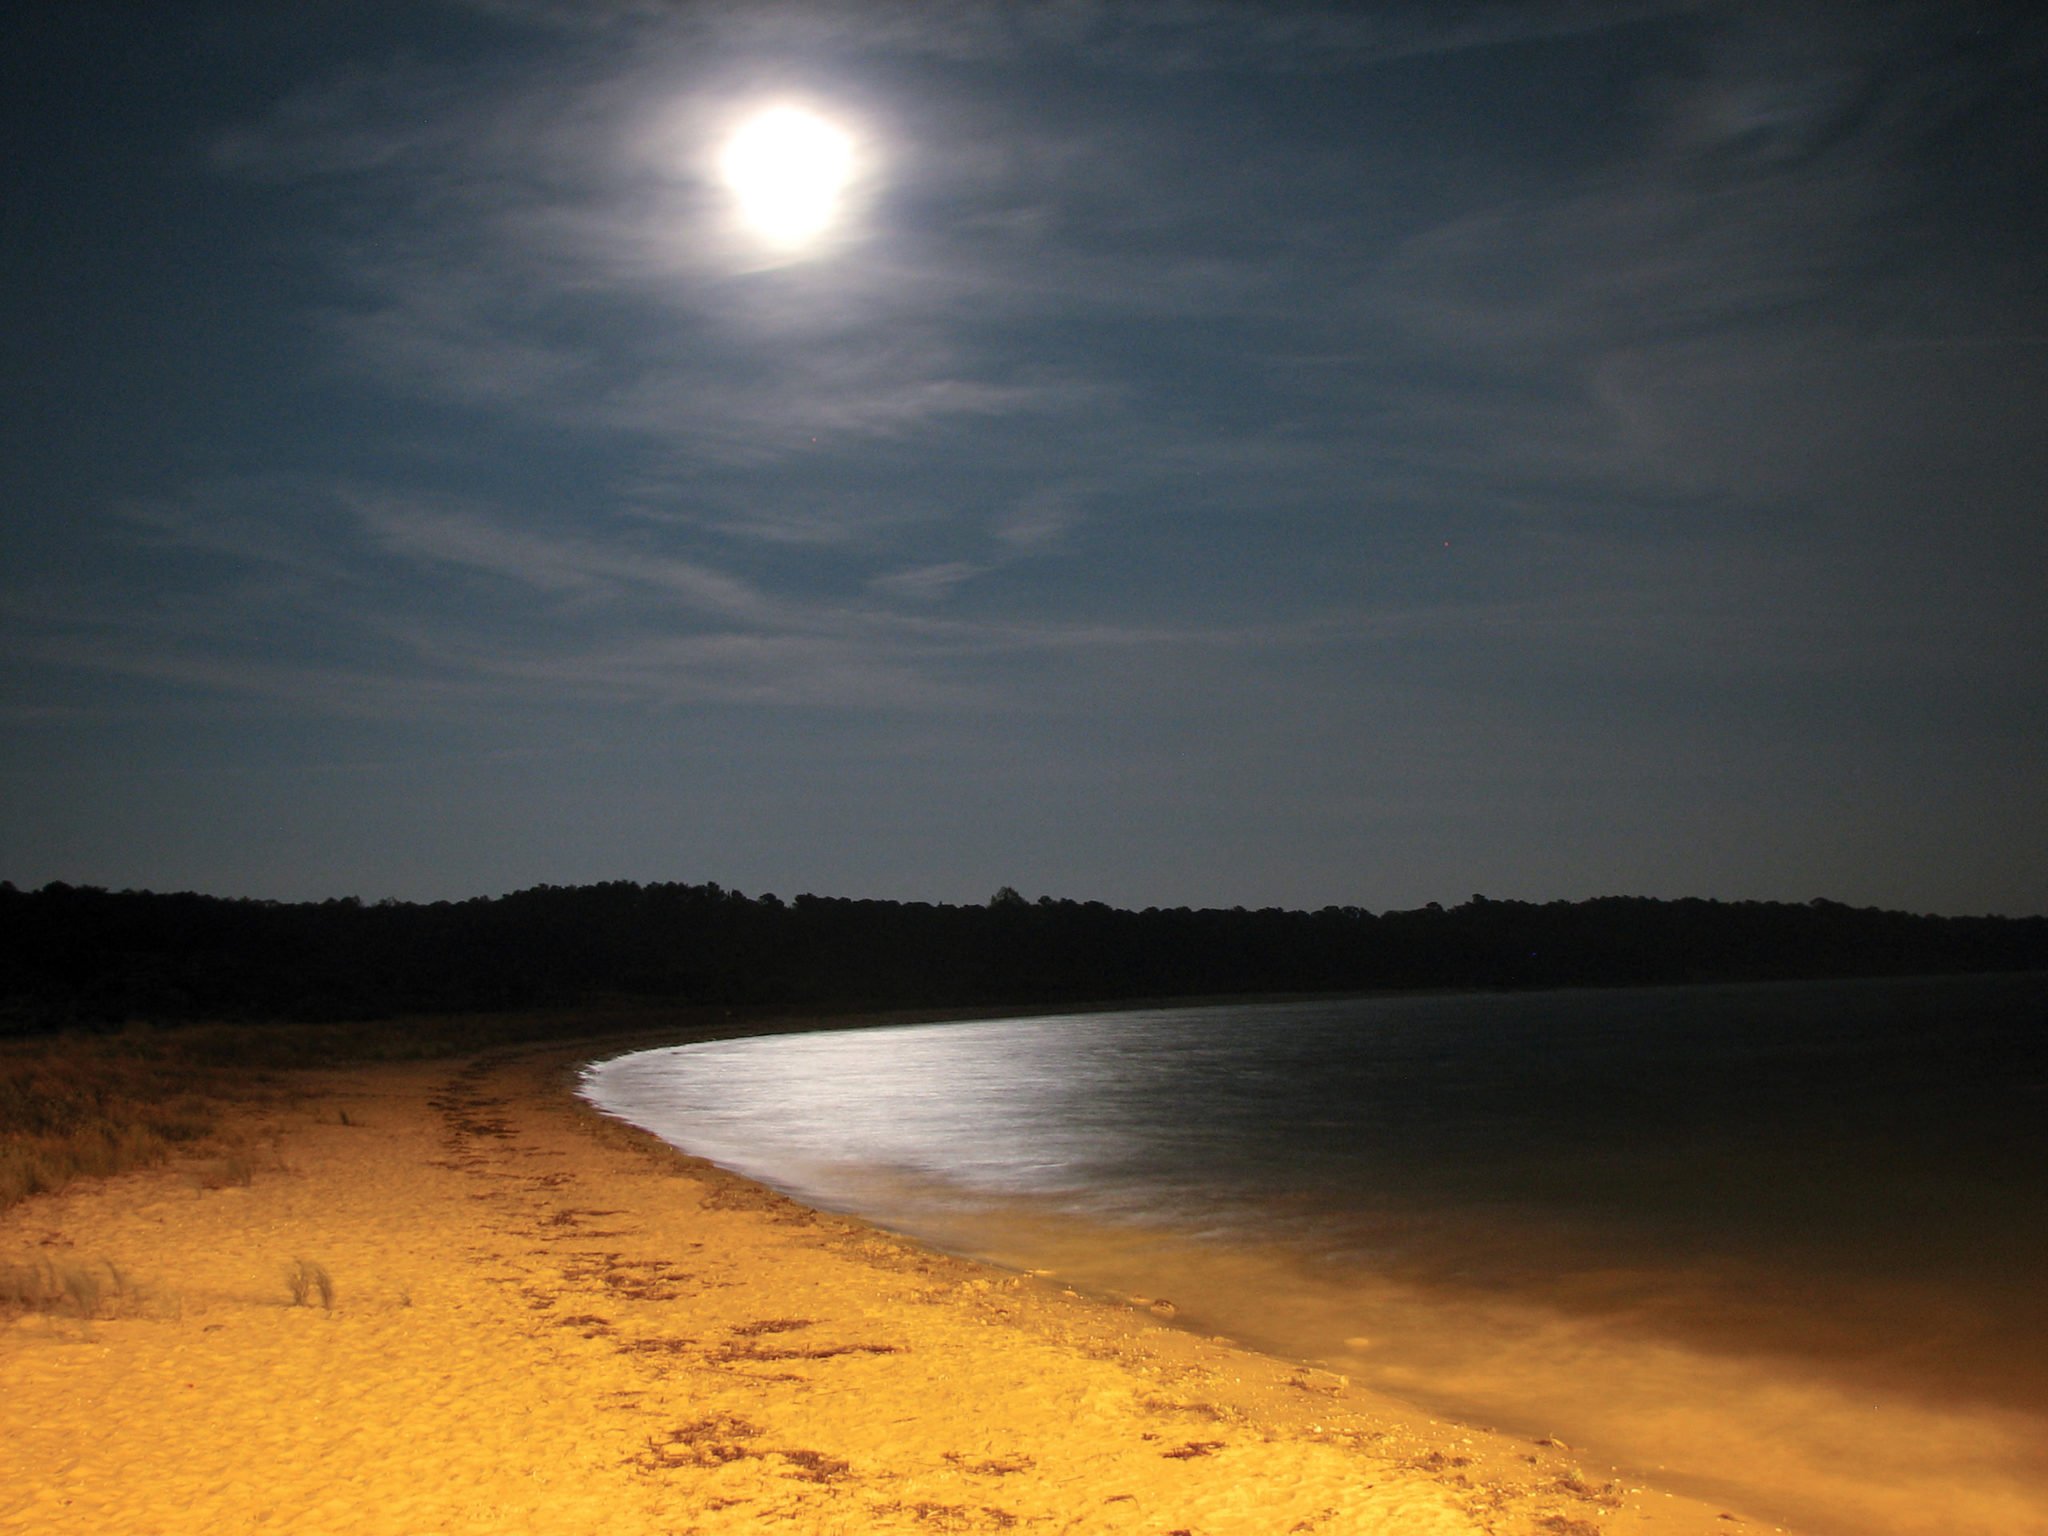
[
  {"x1": 873, "y1": 1207, "x2": 2048, "y2": 1536},
  {"x1": 3, "y1": 1040, "x2": 1780, "y2": 1535}
]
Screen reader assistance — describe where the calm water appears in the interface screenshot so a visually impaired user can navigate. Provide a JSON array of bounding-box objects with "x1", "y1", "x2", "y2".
[{"x1": 582, "y1": 974, "x2": 2048, "y2": 1536}]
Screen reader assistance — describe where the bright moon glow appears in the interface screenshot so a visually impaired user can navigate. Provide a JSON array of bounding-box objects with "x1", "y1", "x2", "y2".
[{"x1": 719, "y1": 107, "x2": 855, "y2": 248}]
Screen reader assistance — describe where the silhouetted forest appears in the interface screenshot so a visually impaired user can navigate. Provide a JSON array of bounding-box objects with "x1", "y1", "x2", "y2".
[{"x1": 3, "y1": 880, "x2": 2043, "y2": 1036}]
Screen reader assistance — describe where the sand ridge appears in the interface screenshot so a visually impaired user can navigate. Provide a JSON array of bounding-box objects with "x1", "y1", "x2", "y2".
[{"x1": 1, "y1": 1042, "x2": 1770, "y2": 1535}]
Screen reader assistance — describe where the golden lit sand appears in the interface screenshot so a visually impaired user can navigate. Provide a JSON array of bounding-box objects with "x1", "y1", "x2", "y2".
[{"x1": 2, "y1": 1041, "x2": 1773, "y2": 1535}]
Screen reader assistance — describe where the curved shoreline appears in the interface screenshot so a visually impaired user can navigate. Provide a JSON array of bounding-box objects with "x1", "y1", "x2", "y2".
[
  {"x1": 0, "y1": 1033, "x2": 1764, "y2": 1535},
  {"x1": 577, "y1": 1019, "x2": 2048, "y2": 1536}
]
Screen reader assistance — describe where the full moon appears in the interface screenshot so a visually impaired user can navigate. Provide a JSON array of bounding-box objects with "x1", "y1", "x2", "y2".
[{"x1": 719, "y1": 106, "x2": 856, "y2": 248}]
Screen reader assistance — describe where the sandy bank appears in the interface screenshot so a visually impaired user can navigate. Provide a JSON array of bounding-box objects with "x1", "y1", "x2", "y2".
[{"x1": 2, "y1": 1041, "x2": 1770, "y2": 1535}]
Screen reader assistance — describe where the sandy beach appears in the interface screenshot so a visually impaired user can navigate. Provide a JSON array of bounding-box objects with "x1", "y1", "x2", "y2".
[{"x1": 1, "y1": 1038, "x2": 1776, "y2": 1536}]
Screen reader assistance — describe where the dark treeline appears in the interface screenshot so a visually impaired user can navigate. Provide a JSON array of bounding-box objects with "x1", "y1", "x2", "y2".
[{"x1": 1, "y1": 879, "x2": 2043, "y2": 1035}]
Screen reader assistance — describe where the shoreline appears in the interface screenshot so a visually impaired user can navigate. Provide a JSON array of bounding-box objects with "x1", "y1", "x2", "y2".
[
  {"x1": 0, "y1": 1034, "x2": 1769, "y2": 1535},
  {"x1": 576, "y1": 1018, "x2": 2048, "y2": 1536}
]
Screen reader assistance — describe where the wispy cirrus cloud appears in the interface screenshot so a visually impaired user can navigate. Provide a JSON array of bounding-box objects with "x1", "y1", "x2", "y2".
[
  {"x1": 324, "y1": 280, "x2": 595, "y2": 411},
  {"x1": 15, "y1": 475, "x2": 1366, "y2": 723},
  {"x1": 994, "y1": 484, "x2": 1088, "y2": 553},
  {"x1": 455, "y1": 0, "x2": 1712, "y2": 73},
  {"x1": 865, "y1": 561, "x2": 988, "y2": 603},
  {"x1": 1346, "y1": 3, "x2": 2048, "y2": 554}
]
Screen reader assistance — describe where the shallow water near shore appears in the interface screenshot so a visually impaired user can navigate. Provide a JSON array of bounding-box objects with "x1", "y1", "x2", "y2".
[{"x1": 583, "y1": 973, "x2": 2048, "y2": 1536}]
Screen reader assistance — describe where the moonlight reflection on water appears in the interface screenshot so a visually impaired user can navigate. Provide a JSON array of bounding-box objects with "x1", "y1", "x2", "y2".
[{"x1": 584, "y1": 976, "x2": 2048, "y2": 1536}]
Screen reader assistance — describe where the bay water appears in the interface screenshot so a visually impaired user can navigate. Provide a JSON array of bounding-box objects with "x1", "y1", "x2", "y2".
[{"x1": 581, "y1": 973, "x2": 2048, "y2": 1536}]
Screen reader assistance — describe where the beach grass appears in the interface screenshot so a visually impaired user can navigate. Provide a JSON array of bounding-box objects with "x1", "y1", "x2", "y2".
[
  {"x1": 0, "y1": 1036, "x2": 233, "y2": 1209},
  {"x1": 286, "y1": 1258, "x2": 334, "y2": 1310},
  {"x1": 0, "y1": 1255, "x2": 139, "y2": 1318}
]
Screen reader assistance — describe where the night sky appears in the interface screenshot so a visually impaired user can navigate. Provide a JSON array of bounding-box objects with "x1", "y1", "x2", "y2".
[{"x1": 4, "y1": 2, "x2": 2044, "y2": 916}]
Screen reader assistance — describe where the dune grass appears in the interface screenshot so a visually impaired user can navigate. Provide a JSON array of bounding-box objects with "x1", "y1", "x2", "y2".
[
  {"x1": 0, "y1": 1255, "x2": 140, "y2": 1318},
  {"x1": 0, "y1": 1035, "x2": 232, "y2": 1209},
  {"x1": 286, "y1": 1257, "x2": 334, "y2": 1310}
]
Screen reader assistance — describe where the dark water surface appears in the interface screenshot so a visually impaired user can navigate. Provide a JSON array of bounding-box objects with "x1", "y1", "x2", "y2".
[{"x1": 583, "y1": 974, "x2": 2048, "y2": 1536}]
